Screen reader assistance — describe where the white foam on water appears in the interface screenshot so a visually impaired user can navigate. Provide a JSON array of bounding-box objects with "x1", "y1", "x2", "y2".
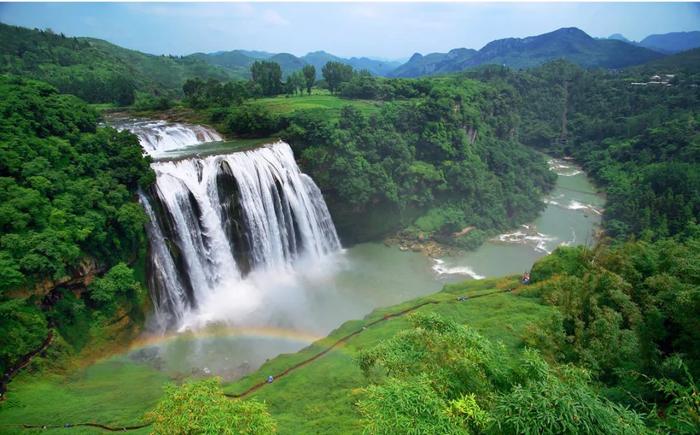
[
  {"x1": 432, "y1": 259, "x2": 485, "y2": 280},
  {"x1": 567, "y1": 200, "x2": 603, "y2": 215},
  {"x1": 548, "y1": 158, "x2": 583, "y2": 177},
  {"x1": 492, "y1": 226, "x2": 558, "y2": 255},
  {"x1": 114, "y1": 118, "x2": 223, "y2": 157}
]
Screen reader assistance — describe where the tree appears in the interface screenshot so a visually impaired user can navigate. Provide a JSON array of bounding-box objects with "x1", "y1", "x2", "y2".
[
  {"x1": 110, "y1": 75, "x2": 136, "y2": 106},
  {"x1": 321, "y1": 61, "x2": 353, "y2": 94},
  {"x1": 250, "y1": 60, "x2": 282, "y2": 97},
  {"x1": 147, "y1": 378, "x2": 276, "y2": 434},
  {"x1": 88, "y1": 263, "x2": 143, "y2": 314},
  {"x1": 285, "y1": 71, "x2": 305, "y2": 96},
  {"x1": 302, "y1": 64, "x2": 316, "y2": 95}
]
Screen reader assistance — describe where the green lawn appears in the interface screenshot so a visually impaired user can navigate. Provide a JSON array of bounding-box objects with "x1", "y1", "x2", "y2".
[
  {"x1": 255, "y1": 94, "x2": 381, "y2": 120},
  {"x1": 0, "y1": 359, "x2": 167, "y2": 434},
  {"x1": 0, "y1": 277, "x2": 553, "y2": 434}
]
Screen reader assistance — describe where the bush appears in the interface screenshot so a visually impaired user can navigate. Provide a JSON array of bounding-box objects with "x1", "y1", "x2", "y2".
[
  {"x1": 491, "y1": 351, "x2": 647, "y2": 435},
  {"x1": 226, "y1": 103, "x2": 280, "y2": 137},
  {"x1": 147, "y1": 378, "x2": 276, "y2": 434}
]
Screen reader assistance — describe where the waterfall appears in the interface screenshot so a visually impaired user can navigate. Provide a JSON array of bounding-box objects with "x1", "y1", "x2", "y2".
[
  {"x1": 114, "y1": 119, "x2": 222, "y2": 157},
  {"x1": 140, "y1": 141, "x2": 341, "y2": 330}
]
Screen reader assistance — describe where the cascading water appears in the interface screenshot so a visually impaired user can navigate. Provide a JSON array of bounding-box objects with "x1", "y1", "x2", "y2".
[
  {"x1": 140, "y1": 141, "x2": 341, "y2": 330},
  {"x1": 113, "y1": 118, "x2": 222, "y2": 157}
]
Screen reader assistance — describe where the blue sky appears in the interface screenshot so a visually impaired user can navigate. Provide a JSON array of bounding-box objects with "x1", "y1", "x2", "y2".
[{"x1": 1, "y1": 2, "x2": 699, "y2": 59}]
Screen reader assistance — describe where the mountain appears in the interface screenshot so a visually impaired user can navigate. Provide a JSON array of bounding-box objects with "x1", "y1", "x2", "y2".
[
  {"x1": 630, "y1": 47, "x2": 700, "y2": 77},
  {"x1": 608, "y1": 33, "x2": 631, "y2": 43},
  {"x1": 187, "y1": 49, "x2": 268, "y2": 77},
  {"x1": 390, "y1": 27, "x2": 665, "y2": 78},
  {"x1": 390, "y1": 48, "x2": 477, "y2": 78},
  {"x1": 639, "y1": 31, "x2": 700, "y2": 54},
  {"x1": 269, "y1": 53, "x2": 306, "y2": 77},
  {"x1": 191, "y1": 49, "x2": 401, "y2": 78},
  {"x1": 301, "y1": 50, "x2": 344, "y2": 72},
  {"x1": 345, "y1": 56, "x2": 402, "y2": 76},
  {"x1": 0, "y1": 23, "x2": 241, "y2": 103}
]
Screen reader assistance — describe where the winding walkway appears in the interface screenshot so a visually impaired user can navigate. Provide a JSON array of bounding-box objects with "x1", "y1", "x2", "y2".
[{"x1": 7, "y1": 288, "x2": 513, "y2": 432}]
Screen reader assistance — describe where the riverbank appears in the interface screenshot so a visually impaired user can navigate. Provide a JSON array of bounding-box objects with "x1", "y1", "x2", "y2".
[{"x1": 383, "y1": 157, "x2": 605, "y2": 280}]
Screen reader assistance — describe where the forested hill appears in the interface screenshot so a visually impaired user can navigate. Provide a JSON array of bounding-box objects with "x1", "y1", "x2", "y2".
[
  {"x1": 189, "y1": 49, "x2": 401, "y2": 78},
  {"x1": 0, "y1": 75, "x2": 154, "y2": 377},
  {"x1": 0, "y1": 23, "x2": 239, "y2": 105},
  {"x1": 639, "y1": 30, "x2": 700, "y2": 54},
  {"x1": 464, "y1": 51, "x2": 699, "y2": 240},
  {"x1": 391, "y1": 27, "x2": 665, "y2": 78}
]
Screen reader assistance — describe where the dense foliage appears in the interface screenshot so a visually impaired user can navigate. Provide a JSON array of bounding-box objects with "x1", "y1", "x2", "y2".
[
  {"x1": 209, "y1": 75, "x2": 555, "y2": 242},
  {"x1": 0, "y1": 75, "x2": 152, "y2": 375},
  {"x1": 147, "y1": 378, "x2": 276, "y2": 434},
  {"x1": 525, "y1": 237, "x2": 700, "y2": 433},
  {"x1": 356, "y1": 312, "x2": 646, "y2": 434},
  {"x1": 465, "y1": 55, "x2": 700, "y2": 240},
  {"x1": 0, "y1": 23, "x2": 238, "y2": 104}
]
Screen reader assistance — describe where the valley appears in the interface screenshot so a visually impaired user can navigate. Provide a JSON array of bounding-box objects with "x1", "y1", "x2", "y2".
[{"x1": 0, "y1": 6, "x2": 698, "y2": 434}]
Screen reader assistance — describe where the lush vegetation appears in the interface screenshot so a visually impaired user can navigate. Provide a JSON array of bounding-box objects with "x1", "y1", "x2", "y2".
[
  {"x1": 0, "y1": 75, "x2": 152, "y2": 377},
  {"x1": 525, "y1": 238, "x2": 700, "y2": 433},
  {"x1": 148, "y1": 378, "x2": 276, "y2": 434},
  {"x1": 185, "y1": 62, "x2": 556, "y2": 243},
  {"x1": 465, "y1": 56, "x2": 700, "y2": 240},
  {"x1": 1, "y1": 19, "x2": 699, "y2": 435},
  {"x1": 0, "y1": 23, "x2": 239, "y2": 105}
]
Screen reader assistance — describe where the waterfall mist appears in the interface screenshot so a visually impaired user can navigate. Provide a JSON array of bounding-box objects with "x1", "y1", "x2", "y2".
[{"x1": 141, "y1": 142, "x2": 342, "y2": 333}]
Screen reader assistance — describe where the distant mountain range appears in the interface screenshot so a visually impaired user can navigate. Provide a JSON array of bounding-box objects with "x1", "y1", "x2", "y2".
[
  {"x1": 391, "y1": 27, "x2": 665, "y2": 78},
  {"x1": 2, "y1": 20, "x2": 698, "y2": 96},
  {"x1": 188, "y1": 49, "x2": 401, "y2": 78},
  {"x1": 192, "y1": 27, "x2": 687, "y2": 80},
  {"x1": 606, "y1": 31, "x2": 700, "y2": 54}
]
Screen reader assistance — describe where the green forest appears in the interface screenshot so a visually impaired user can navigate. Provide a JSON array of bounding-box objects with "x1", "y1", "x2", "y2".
[{"x1": 0, "y1": 19, "x2": 699, "y2": 435}]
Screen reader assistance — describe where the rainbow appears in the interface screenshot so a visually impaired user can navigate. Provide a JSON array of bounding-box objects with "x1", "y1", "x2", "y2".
[{"x1": 126, "y1": 325, "x2": 325, "y2": 352}]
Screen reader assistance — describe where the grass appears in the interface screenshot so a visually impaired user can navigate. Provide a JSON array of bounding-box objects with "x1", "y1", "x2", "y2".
[
  {"x1": 0, "y1": 277, "x2": 553, "y2": 434},
  {"x1": 222, "y1": 277, "x2": 553, "y2": 434},
  {"x1": 0, "y1": 359, "x2": 168, "y2": 434},
  {"x1": 255, "y1": 93, "x2": 381, "y2": 120}
]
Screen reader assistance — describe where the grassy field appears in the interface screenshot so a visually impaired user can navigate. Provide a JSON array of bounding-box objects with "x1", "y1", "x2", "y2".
[
  {"x1": 255, "y1": 93, "x2": 381, "y2": 120},
  {"x1": 0, "y1": 360, "x2": 165, "y2": 434},
  {"x1": 0, "y1": 277, "x2": 552, "y2": 434}
]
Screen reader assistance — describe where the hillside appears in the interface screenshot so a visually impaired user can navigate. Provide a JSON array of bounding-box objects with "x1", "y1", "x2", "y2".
[
  {"x1": 190, "y1": 49, "x2": 401, "y2": 78},
  {"x1": 640, "y1": 30, "x2": 700, "y2": 54},
  {"x1": 0, "y1": 277, "x2": 553, "y2": 433},
  {"x1": 390, "y1": 48, "x2": 477, "y2": 78},
  {"x1": 5, "y1": 233, "x2": 697, "y2": 433},
  {"x1": 0, "y1": 23, "x2": 240, "y2": 104},
  {"x1": 391, "y1": 27, "x2": 665, "y2": 77}
]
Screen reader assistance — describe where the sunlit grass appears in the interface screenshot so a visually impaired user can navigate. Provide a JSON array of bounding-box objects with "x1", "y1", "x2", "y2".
[
  {"x1": 256, "y1": 94, "x2": 381, "y2": 120},
  {"x1": 0, "y1": 278, "x2": 552, "y2": 434}
]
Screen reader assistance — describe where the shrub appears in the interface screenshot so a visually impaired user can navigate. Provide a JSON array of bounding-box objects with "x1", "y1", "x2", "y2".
[{"x1": 147, "y1": 378, "x2": 276, "y2": 435}]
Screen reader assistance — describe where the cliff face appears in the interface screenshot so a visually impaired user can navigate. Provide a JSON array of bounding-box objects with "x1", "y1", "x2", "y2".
[{"x1": 7, "y1": 258, "x2": 103, "y2": 299}]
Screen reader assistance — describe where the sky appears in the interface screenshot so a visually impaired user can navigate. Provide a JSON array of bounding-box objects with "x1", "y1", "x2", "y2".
[{"x1": 1, "y1": 2, "x2": 699, "y2": 59}]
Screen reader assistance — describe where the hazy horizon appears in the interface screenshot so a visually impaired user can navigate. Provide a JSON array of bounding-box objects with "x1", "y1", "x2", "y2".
[{"x1": 1, "y1": 2, "x2": 699, "y2": 59}]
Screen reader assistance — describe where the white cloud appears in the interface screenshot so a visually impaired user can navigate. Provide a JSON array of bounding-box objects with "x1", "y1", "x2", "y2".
[{"x1": 262, "y1": 9, "x2": 289, "y2": 26}]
